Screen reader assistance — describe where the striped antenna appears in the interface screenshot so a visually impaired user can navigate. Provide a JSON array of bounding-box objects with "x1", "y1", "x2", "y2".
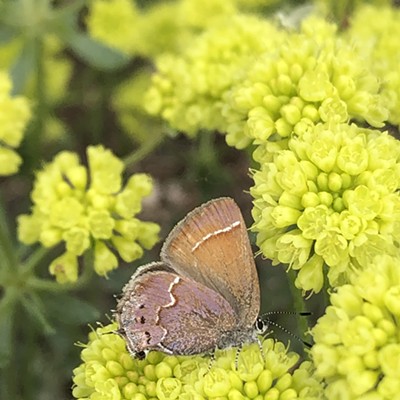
[{"x1": 256, "y1": 314, "x2": 312, "y2": 348}]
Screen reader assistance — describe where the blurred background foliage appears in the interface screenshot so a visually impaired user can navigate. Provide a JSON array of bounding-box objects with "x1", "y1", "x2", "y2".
[{"x1": 0, "y1": 0, "x2": 396, "y2": 399}]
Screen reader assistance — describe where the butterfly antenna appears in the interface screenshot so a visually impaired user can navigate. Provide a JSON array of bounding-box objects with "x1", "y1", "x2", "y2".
[
  {"x1": 260, "y1": 318, "x2": 312, "y2": 348},
  {"x1": 260, "y1": 310, "x2": 311, "y2": 318}
]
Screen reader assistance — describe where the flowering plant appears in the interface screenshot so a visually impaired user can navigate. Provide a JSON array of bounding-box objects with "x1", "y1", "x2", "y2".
[{"x1": 1, "y1": 1, "x2": 400, "y2": 399}]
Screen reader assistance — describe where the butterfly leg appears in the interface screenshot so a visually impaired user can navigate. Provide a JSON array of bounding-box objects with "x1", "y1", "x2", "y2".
[
  {"x1": 207, "y1": 349, "x2": 217, "y2": 372},
  {"x1": 256, "y1": 337, "x2": 265, "y2": 360}
]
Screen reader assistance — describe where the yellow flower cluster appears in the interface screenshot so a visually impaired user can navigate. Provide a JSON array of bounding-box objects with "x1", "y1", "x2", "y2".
[
  {"x1": 86, "y1": 0, "x2": 141, "y2": 55},
  {"x1": 112, "y1": 69, "x2": 163, "y2": 144},
  {"x1": 86, "y1": 0, "x2": 240, "y2": 58},
  {"x1": 145, "y1": 14, "x2": 284, "y2": 147},
  {"x1": 348, "y1": 5, "x2": 400, "y2": 127},
  {"x1": 73, "y1": 323, "x2": 323, "y2": 400},
  {"x1": 224, "y1": 16, "x2": 388, "y2": 149},
  {"x1": 0, "y1": 35, "x2": 73, "y2": 142},
  {"x1": 0, "y1": 71, "x2": 31, "y2": 176},
  {"x1": 312, "y1": 255, "x2": 400, "y2": 399},
  {"x1": 18, "y1": 145, "x2": 160, "y2": 282},
  {"x1": 251, "y1": 123, "x2": 400, "y2": 292}
]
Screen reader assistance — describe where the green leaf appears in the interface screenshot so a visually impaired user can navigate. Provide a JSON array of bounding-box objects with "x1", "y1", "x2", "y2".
[
  {"x1": 0, "y1": 289, "x2": 19, "y2": 368},
  {"x1": 44, "y1": 293, "x2": 101, "y2": 325},
  {"x1": 0, "y1": 26, "x2": 17, "y2": 44},
  {"x1": 20, "y1": 293, "x2": 55, "y2": 335},
  {"x1": 65, "y1": 31, "x2": 131, "y2": 71},
  {"x1": 10, "y1": 40, "x2": 35, "y2": 95},
  {"x1": 0, "y1": 195, "x2": 17, "y2": 272},
  {"x1": 0, "y1": 304, "x2": 14, "y2": 368}
]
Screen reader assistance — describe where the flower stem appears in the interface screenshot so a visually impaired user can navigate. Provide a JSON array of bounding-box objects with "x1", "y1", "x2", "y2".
[
  {"x1": 25, "y1": 35, "x2": 46, "y2": 168},
  {"x1": 322, "y1": 267, "x2": 331, "y2": 308},
  {"x1": 0, "y1": 287, "x2": 19, "y2": 372},
  {"x1": 199, "y1": 130, "x2": 215, "y2": 165},
  {"x1": 20, "y1": 292, "x2": 55, "y2": 335},
  {"x1": 123, "y1": 131, "x2": 165, "y2": 168},
  {"x1": 287, "y1": 268, "x2": 309, "y2": 340},
  {"x1": 20, "y1": 246, "x2": 52, "y2": 277},
  {"x1": 0, "y1": 192, "x2": 17, "y2": 273},
  {"x1": 26, "y1": 263, "x2": 94, "y2": 292}
]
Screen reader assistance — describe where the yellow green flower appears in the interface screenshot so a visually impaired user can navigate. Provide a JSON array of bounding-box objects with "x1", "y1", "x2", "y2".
[
  {"x1": 132, "y1": 2, "x2": 190, "y2": 58},
  {"x1": 251, "y1": 123, "x2": 400, "y2": 292},
  {"x1": 224, "y1": 15, "x2": 388, "y2": 148},
  {"x1": 18, "y1": 145, "x2": 160, "y2": 283},
  {"x1": 25, "y1": 35, "x2": 73, "y2": 105},
  {"x1": 86, "y1": 0, "x2": 240, "y2": 59},
  {"x1": 0, "y1": 37, "x2": 24, "y2": 69},
  {"x1": 0, "y1": 71, "x2": 31, "y2": 176},
  {"x1": 348, "y1": 5, "x2": 400, "y2": 127},
  {"x1": 178, "y1": 0, "x2": 237, "y2": 29},
  {"x1": 311, "y1": 254, "x2": 400, "y2": 399},
  {"x1": 112, "y1": 69, "x2": 164, "y2": 144},
  {"x1": 86, "y1": 0, "x2": 141, "y2": 55},
  {"x1": 0, "y1": 35, "x2": 71, "y2": 143},
  {"x1": 72, "y1": 323, "x2": 323, "y2": 399},
  {"x1": 145, "y1": 14, "x2": 284, "y2": 148}
]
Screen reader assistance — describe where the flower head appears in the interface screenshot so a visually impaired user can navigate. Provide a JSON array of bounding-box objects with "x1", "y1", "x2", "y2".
[
  {"x1": 23, "y1": 35, "x2": 73, "y2": 106},
  {"x1": 112, "y1": 69, "x2": 164, "y2": 144},
  {"x1": 18, "y1": 145, "x2": 159, "y2": 282},
  {"x1": 86, "y1": 0, "x2": 239, "y2": 59},
  {"x1": 348, "y1": 5, "x2": 400, "y2": 127},
  {"x1": 72, "y1": 323, "x2": 323, "y2": 399},
  {"x1": 224, "y1": 16, "x2": 388, "y2": 148},
  {"x1": 179, "y1": 0, "x2": 237, "y2": 29},
  {"x1": 251, "y1": 123, "x2": 400, "y2": 292},
  {"x1": 86, "y1": 0, "x2": 140, "y2": 55},
  {"x1": 145, "y1": 14, "x2": 283, "y2": 148},
  {"x1": 131, "y1": 2, "x2": 190, "y2": 58},
  {"x1": 0, "y1": 71, "x2": 31, "y2": 176},
  {"x1": 311, "y1": 254, "x2": 400, "y2": 399}
]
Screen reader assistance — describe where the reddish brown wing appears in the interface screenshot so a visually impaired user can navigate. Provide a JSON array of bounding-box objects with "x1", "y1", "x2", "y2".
[
  {"x1": 160, "y1": 197, "x2": 260, "y2": 328},
  {"x1": 116, "y1": 262, "x2": 238, "y2": 356}
]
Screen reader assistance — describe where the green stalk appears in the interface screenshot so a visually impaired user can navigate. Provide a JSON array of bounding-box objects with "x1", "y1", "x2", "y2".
[
  {"x1": 287, "y1": 268, "x2": 309, "y2": 340},
  {"x1": 0, "y1": 192, "x2": 16, "y2": 274},
  {"x1": 198, "y1": 130, "x2": 215, "y2": 166},
  {"x1": 123, "y1": 131, "x2": 165, "y2": 168},
  {"x1": 26, "y1": 262, "x2": 94, "y2": 292},
  {"x1": 0, "y1": 287, "x2": 18, "y2": 400},
  {"x1": 20, "y1": 246, "x2": 51, "y2": 277},
  {"x1": 322, "y1": 265, "x2": 331, "y2": 308},
  {"x1": 26, "y1": 35, "x2": 46, "y2": 166},
  {"x1": 20, "y1": 292, "x2": 55, "y2": 335}
]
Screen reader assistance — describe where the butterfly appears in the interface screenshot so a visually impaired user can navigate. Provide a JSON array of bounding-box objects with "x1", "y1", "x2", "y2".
[{"x1": 115, "y1": 197, "x2": 261, "y2": 358}]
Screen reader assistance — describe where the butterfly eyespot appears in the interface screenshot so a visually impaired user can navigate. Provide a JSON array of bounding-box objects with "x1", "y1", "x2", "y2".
[
  {"x1": 140, "y1": 316, "x2": 145, "y2": 324},
  {"x1": 139, "y1": 304, "x2": 145, "y2": 309}
]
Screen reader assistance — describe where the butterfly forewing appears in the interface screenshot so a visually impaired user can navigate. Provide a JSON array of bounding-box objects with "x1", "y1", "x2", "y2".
[{"x1": 160, "y1": 197, "x2": 260, "y2": 327}]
